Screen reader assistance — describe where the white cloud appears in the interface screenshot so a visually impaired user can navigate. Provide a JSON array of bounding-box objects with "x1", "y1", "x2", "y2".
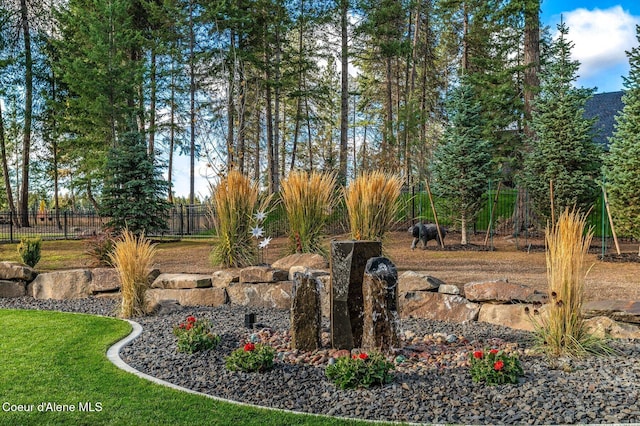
[{"x1": 559, "y1": 6, "x2": 639, "y2": 79}]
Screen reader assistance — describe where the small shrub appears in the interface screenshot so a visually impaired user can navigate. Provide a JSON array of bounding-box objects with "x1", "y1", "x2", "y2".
[
  {"x1": 469, "y1": 349, "x2": 524, "y2": 385},
  {"x1": 84, "y1": 228, "x2": 117, "y2": 267},
  {"x1": 325, "y1": 352, "x2": 394, "y2": 389},
  {"x1": 344, "y1": 171, "x2": 402, "y2": 241},
  {"x1": 173, "y1": 316, "x2": 220, "y2": 353},
  {"x1": 109, "y1": 229, "x2": 156, "y2": 318},
  {"x1": 225, "y1": 343, "x2": 275, "y2": 373},
  {"x1": 280, "y1": 170, "x2": 337, "y2": 254},
  {"x1": 17, "y1": 237, "x2": 41, "y2": 267}
]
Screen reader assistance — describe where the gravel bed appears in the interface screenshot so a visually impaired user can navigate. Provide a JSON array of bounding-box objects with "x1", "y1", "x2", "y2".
[{"x1": 3, "y1": 298, "x2": 640, "y2": 424}]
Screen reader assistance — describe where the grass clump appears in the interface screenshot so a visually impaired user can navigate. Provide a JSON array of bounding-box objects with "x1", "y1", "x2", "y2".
[
  {"x1": 344, "y1": 171, "x2": 402, "y2": 241},
  {"x1": 531, "y1": 208, "x2": 611, "y2": 357},
  {"x1": 280, "y1": 170, "x2": 337, "y2": 254},
  {"x1": 109, "y1": 229, "x2": 156, "y2": 318},
  {"x1": 17, "y1": 237, "x2": 41, "y2": 267},
  {"x1": 209, "y1": 170, "x2": 270, "y2": 267}
]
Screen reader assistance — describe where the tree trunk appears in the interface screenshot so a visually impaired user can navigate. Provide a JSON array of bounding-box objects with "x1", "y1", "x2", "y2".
[
  {"x1": 461, "y1": 214, "x2": 468, "y2": 245},
  {"x1": 273, "y1": 24, "x2": 281, "y2": 191},
  {"x1": 338, "y1": 0, "x2": 349, "y2": 186},
  {"x1": 265, "y1": 54, "x2": 275, "y2": 193},
  {"x1": 168, "y1": 62, "x2": 176, "y2": 203},
  {"x1": 149, "y1": 47, "x2": 157, "y2": 159},
  {"x1": 227, "y1": 30, "x2": 236, "y2": 169},
  {"x1": 523, "y1": 0, "x2": 540, "y2": 138},
  {"x1": 188, "y1": 0, "x2": 196, "y2": 205},
  {"x1": 19, "y1": 0, "x2": 32, "y2": 227},
  {"x1": 0, "y1": 100, "x2": 19, "y2": 226}
]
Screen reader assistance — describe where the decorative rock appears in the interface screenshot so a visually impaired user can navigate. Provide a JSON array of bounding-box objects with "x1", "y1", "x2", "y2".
[
  {"x1": 146, "y1": 268, "x2": 161, "y2": 284},
  {"x1": 239, "y1": 266, "x2": 288, "y2": 283},
  {"x1": 0, "y1": 280, "x2": 26, "y2": 298},
  {"x1": 272, "y1": 253, "x2": 328, "y2": 271},
  {"x1": 399, "y1": 271, "x2": 444, "y2": 292},
  {"x1": 463, "y1": 279, "x2": 536, "y2": 303},
  {"x1": 151, "y1": 273, "x2": 212, "y2": 289},
  {"x1": 146, "y1": 288, "x2": 227, "y2": 309},
  {"x1": 584, "y1": 316, "x2": 640, "y2": 339},
  {"x1": 0, "y1": 261, "x2": 36, "y2": 282},
  {"x1": 316, "y1": 274, "x2": 331, "y2": 318},
  {"x1": 290, "y1": 272, "x2": 321, "y2": 351},
  {"x1": 211, "y1": 269, "x2": 240, "y2": 288},
  {"x1": 400, "y1": 291, "x2": 480, "y2": 323},
  {"x1": 362, "y1": 257, "x2": 399, "y2": 352},
  {"x1": 29, "y1": 269, "x2": 92, "y2": 300},
  {"x1": 478, "y1": 303, "x2": 548, "y2": 331},
  {"x1": 287, "y1": 266, "x2": 329, "y2": 282},
  {"x1": 148, "y1": 299, "x2": 183, "y2": 315},
  {"x1": 438, "y1": 284, "x2": 461, "y2": 295},
  {"x1": 226, "y1": 282, "x2": 293, "y2": 309},
  {"x1": 583, "y1": 300, "x2": 640, "y2": 324},
  {"x1": 90, "y1": 268, "x2": 121, "y2": 293},
  {"x1": 330, "y1": 240, "x2": 382, "y2": 350}
]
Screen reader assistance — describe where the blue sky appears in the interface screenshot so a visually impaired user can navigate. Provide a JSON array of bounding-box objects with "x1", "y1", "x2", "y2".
[{"x1": 541, "y1": 0, "x2": 640, "y2": 93}]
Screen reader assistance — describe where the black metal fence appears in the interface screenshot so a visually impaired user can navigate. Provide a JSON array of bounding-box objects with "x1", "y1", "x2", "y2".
[{"x1": 0, "y1": 184, "x2": 615, "y2": 244}]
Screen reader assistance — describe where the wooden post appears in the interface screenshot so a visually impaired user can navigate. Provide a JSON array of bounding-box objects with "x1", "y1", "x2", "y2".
[
  {"x1": 602, "y1": 186, "x2": 621, "y2": 255},
  {"x1": 484, "y1": 182, "x2": 502, "y2": 247},
  {"x1": 424, "y1": 177, "x2": 444, "y2": 247}
]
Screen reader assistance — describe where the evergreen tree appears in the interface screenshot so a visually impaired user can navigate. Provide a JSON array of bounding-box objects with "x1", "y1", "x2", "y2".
[
  {"x1": 604, "y1": 25, "x2": 640, "y2": 247},
  {"x1": 100, "y1": 127, "x2": 169, "y2": 234},
  {"x1": 523, "y1": 21, "x2": 600, "y2": 220},
  {"x1": 431, "y1": 79, "x2": 494, "y2": 245}
]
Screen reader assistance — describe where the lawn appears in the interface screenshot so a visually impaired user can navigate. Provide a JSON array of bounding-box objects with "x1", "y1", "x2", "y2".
[{"x1": 0, "y1": 309, "x2": 368, "y2": 426}]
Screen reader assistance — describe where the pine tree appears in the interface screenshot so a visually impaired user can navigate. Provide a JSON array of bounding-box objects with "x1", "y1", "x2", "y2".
[
  {"x1": 523, "y1": 21, "x2": 600, "y2": 220},
  {"x1": 431, "y1": 79, "x2": 494, "y2": 245},
  {"x1": 100, "y1": 127, "x2": 169, "y2": 234},
  {"x1": 604, "y1": 25, "x2": 640, "y2": 249}
]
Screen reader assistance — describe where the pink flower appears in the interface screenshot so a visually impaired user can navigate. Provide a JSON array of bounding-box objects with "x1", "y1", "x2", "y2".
[
  {"x1": 473, "y1": 351, "x2": 483, "y2": 359},
  {"x1": 494, "y1": 360, "x2": 505, "y2": 371},
  {"x1": 489, "y1": 349, "x2": 499, "y2": 355},
  {"x1": 359, "y1": 353, "x2": 369, "y2": 360},
  {"x1": 244, "y1": 342, "x2": 255, "y2": 352}
]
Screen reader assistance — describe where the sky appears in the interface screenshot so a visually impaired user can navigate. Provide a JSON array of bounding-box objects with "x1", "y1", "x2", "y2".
[{"x1": 170, "y1": 1, "x2": 640, "y2": 199}]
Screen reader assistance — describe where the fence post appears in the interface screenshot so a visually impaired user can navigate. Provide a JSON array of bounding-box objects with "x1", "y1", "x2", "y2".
[
  {"x1": 9, "y1": 210, "x2": 14, "y2": 243},
  {"x1": 64, "y1": 211, "x2": 68, "y2": 239},
  {"x1": 179, "y1": 205, "x2": 184, "y2": 236}
]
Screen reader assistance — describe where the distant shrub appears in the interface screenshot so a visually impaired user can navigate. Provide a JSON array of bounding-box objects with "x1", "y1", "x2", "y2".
[
  {"x1": 17, "y1": 237, "x2": 41, "y2": 268},
  {"x1": 84, "y1": 228, "x2": 117, "y2": 267}
]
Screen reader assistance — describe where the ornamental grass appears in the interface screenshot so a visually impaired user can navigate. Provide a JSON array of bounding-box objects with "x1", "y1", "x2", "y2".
[
  {"x1": 280, "y1": 170, "x2": 337, "y2": 254},
  {"x1": 209, "y1": 170, "x2": 269, "y2": 267},
  {"x1": 531, "y1": 208, "x2": 611, "y2": 357},
  {"x1": 109, "y1": 229, "x2": 156, "y2": 318},
  {"x1": 344, "y1": 171, "x2": 402, "y2": 241}
]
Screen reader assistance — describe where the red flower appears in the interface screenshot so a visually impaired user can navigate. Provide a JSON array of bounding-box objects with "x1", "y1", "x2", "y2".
[
  {"x1": 179, "y1": 323, "x2": 185, "y2": 329},
  {"x1": 352, "y1": 355, "x2": 358, "y2": 359},
  {"x1": 186, "y1": 316, "x2": 196, "y2": 324},
  {"x1": 244, "y1": 342, "x2": 255, "y2": 352},
  {"x1": 489, "y1": 349, "x2": 499, "y2": 355},
  {"x1": 473, "y1": 351, "x2": 483, "y2": 359},
  {"x1": 494, "y1": 360, "x2": 505, "y2": 371},
  {"x1": 359, "y1": 353, "x2": 369, "y2": 360},
  {"x1": 185, "y1": 323, "x2": 193, "y2": 331}
]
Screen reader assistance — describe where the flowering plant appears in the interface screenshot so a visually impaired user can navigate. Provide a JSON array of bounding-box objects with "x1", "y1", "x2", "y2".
[
  {"x1": 173, "y1": 316, "x2": 220, "y2": 354},
  {"x1": 225, "y1": 343, "x2": 275, "y2": 372},
  {"x1": 325, "y1": 352, "x2": 394, "y2": 389},
  {"x1": 469, "y1": 348, "x2": 523, "y2": 385}
]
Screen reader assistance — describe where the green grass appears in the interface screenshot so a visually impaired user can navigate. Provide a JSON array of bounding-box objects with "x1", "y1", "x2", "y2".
[{"x1": 0, "y1": 310, "x2": 369, "y2": 426}]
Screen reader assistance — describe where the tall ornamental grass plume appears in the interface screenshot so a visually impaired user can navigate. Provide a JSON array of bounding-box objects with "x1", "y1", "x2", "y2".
[
  {"x1": 109, "y1": 229, "x2": 156, "y2": 318},
  {"x1": 280, "y1": 170, "x2": 337, "y2": 254},
  {"x1": 532, "y1": 208, "x2": 611, "y2": 357},
  {"x1": 344, "y1": 171, "x2": 402, "y2": 241},
  {"x1": 209, "y1": 170, "x2": 269, "y2": 267}
]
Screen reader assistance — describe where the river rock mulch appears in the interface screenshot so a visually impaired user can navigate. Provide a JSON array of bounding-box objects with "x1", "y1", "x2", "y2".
[{"x1": 2, "y1": 297, "x2": 640, "y2": 425}]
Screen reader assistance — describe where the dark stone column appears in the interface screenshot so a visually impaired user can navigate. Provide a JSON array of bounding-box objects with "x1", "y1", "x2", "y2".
[
  {"x1": 290, "y1": 272, "x2": 321, "y2": 351},
  {"x1": 330, "y1": 240, "x2": 382, "y2": 349},
  {"x1": 362, "y1": 256, "x2": 399, "y2": 352}
]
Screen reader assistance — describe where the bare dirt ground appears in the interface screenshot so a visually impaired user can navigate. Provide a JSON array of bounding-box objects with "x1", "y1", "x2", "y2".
[
  {"x1": 3, "y1": 232, "x2": 636, "y2": 302},
  {"x1": 149, "y1": 231, "x2": 640, "y2": 302}
]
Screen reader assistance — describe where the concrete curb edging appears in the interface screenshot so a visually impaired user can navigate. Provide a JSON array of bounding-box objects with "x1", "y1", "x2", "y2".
[{"x1": 106, "y1": 319, "x2": 418, "y2": 426}]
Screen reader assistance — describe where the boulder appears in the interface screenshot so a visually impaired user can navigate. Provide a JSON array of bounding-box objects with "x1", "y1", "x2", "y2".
[
  {"x1": 29, "y1": 269, "x2": 92, "y2": 300},
  {"x1": 288, "y1": 266, "x2": 329, "y2": 282},
  {"x1": 90, "y1": 268, "x2": 121, "y2": 293},
  {"x1": 146, "y1": 288, "x2": 227, "y2": 309},
  {"x1": 0, "y1": 280, "x2": 26, "y2": 298},
  {"x1": 584, "y1": 316, "x2": 640, "y2": 339},
  {"x1": 478, "y1": 303, "x2": 548, "y2": 331},
  {"x1": 438, "y1": 284, "x2": 461, "y2": 295},
  {"x1": 463, "y1": 279, "x2": 536, "y2": 303},
  {"x1": 239, "y1": 266, "x2": 288, "y2": 283},
  {"x1": 0, "y1": 261, "x2": 36, "y2": 282},
  {"x1": 290, "y1": 273, "x2": 322, "y2": 351},
  {"x1": 583, "y1": 300, "x2": 640, "y2": 324},
  {"x1": 362, "y1": 257, "x2": 399, "y2": 352},
  {"x1": 317, "y1": 274, "x2": 331, "y2": 318},
  {"x1": 211, "y1": 269, "x2": 240, "y2": 288},
  {"x1": 399, "y1": 271, "x2": 444, "y2": 292},
  {"x1": 151, "y1": 273, "x2": 213, "y2": 289},
  {"x1": 272, "y1": 253, "x2": 328, "y2": 271},
  {"x1": 226, "y1": 282, "x2": 293, "y2": 309},
  {"x1": 400, "y1": 291, "x2": 480, "y2": 323}
]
